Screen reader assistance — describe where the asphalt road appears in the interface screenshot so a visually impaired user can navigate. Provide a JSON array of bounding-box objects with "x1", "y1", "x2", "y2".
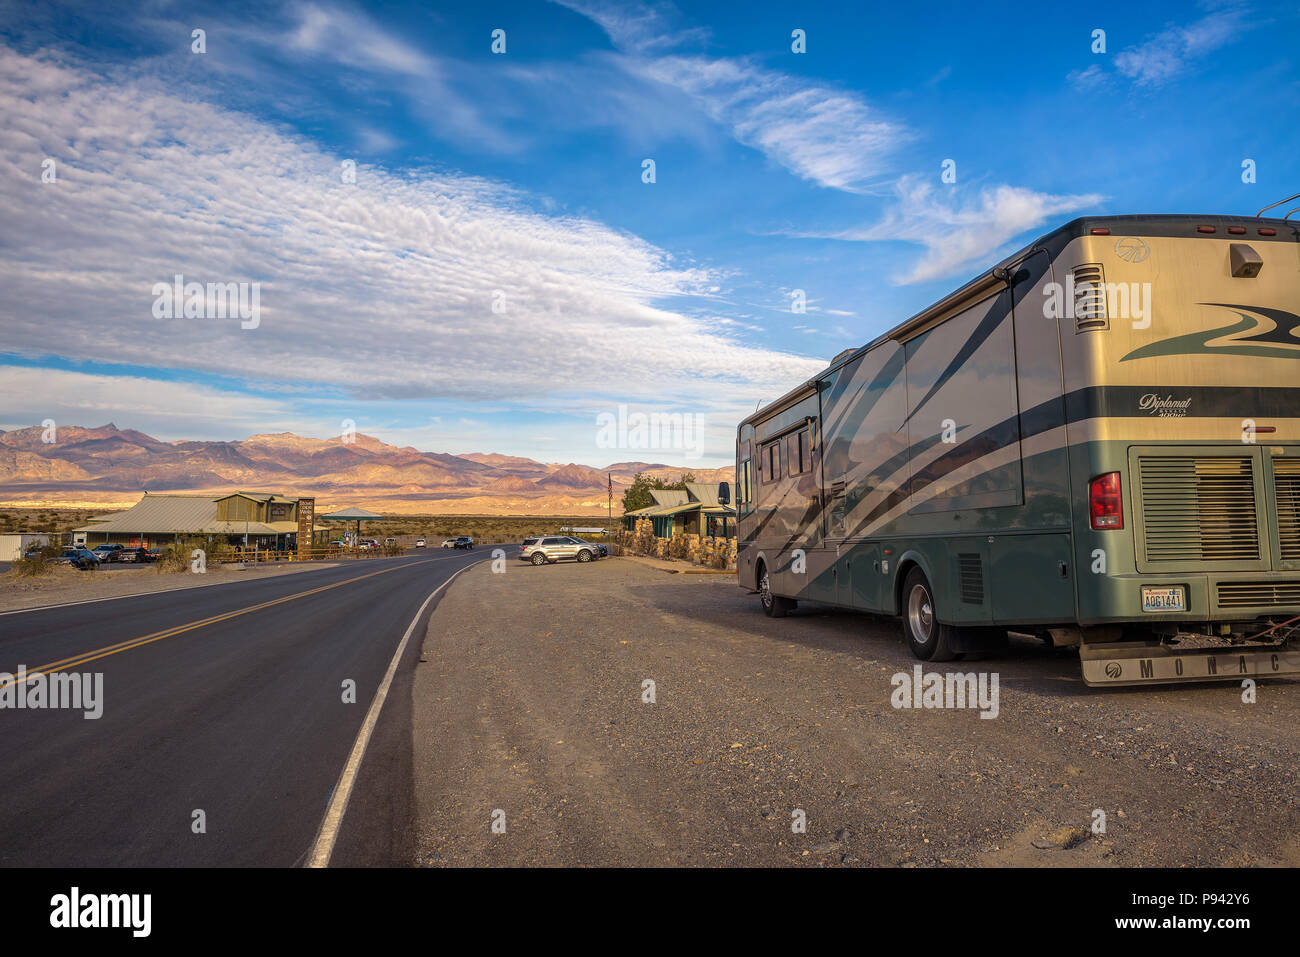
[{"x1": 0, "y1": 548, "x2": 491, "y2": 866}]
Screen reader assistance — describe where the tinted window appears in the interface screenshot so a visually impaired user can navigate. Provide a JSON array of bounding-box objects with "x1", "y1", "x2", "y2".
[
  {"x1": 542, "y1": 538, "x2": 561, "y2": 545},
  {"x1": 786, "y1": 428, "x2": 810, "y2": 475}
]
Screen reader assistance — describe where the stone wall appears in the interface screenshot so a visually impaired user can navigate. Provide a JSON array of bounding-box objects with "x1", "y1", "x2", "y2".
[{"x1": 613, "y1": 518, "x2": 737, "y2": 570}]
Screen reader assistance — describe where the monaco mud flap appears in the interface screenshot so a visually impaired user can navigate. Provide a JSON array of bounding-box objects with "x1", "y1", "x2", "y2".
[{"x1": 1080, "y1": 639, "x2": 1300, "y2": 687}]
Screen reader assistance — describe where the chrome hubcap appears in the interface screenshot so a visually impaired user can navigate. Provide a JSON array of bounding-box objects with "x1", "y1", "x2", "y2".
[{"x1": 907, "y1": 584, "x2": 934, "y2": 644}]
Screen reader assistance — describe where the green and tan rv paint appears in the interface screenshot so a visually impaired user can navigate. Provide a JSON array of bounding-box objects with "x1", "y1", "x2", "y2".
[{"x1": 734, "y1": 215, "x2": 1300, "y2": 685}]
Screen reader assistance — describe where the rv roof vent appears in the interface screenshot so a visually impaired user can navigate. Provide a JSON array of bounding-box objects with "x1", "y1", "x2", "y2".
[
  {"x1": 1072, "y1": 263, "x2": 1108, "y2": 332},
  {"x1": 829, "y1": 348, "x2": 857, "y2": 366}
]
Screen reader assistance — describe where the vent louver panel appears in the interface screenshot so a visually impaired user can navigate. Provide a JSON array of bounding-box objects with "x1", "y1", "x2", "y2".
[
  {"x1": 1072, "y1": 263, "x2": 1108, "y2": 332},
  {"x1": 958, "y1": 553, "x2": 984, "y2": 604},
  {"x1": 1275, "y1": 460, "x2": 1300, "y2": 562},
  {"x1": 1217, "y1": 581, "x2": 1300, "y2": 608},
  {"x1": 1138, "y1": 456, "x2": 1259, "y2": 563}
]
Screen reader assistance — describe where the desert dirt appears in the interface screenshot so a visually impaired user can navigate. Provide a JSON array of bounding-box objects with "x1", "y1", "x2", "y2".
[
  {"x1": 0, "y1": 560, "x2": 341, "y2": 613},
  {"x1": 411, "y1": 557, "x2": 1300, "y2": 867}
]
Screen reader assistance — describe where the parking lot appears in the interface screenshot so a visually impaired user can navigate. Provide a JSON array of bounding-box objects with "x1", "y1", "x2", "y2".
[{"x1": 411, "y1": 556, "x2": 1300, "y2": 867}]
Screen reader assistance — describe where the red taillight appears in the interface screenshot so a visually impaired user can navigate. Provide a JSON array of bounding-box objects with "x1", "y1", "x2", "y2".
[
  {"x1": 1197, "y1": 225, "x2": 1216, "y2": 233},
  {"x1": 1089, "y1": 472, "x2": 1123, "y2": 530}
]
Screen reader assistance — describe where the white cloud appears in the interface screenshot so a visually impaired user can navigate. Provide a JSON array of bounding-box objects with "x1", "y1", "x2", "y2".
[
  {"x1": 556, "y1": 0, "x2": 907, "y2": 192},
  {"x1": 0, "y1": 46, "x2": 824, "y2": 414},
  {"x1": 286, "y1": 1, "x2": 437, "y2": 77},
  {"x1": 1075, "y1": 7, "x2": 1247, "y2": 89},
  {"x1": 822, "y1": 176, "x2": 1104, "y2": 284},
  {"x1": 635, "y1": 56, "x2": 908, "y2": 192},
  {"x1": 0, "y1": 366, "x2": 306, "y2": 439}
]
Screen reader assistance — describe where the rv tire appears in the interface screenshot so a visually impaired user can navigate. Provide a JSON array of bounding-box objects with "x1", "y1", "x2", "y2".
[
  {"x1": 758, "y1": 563, "x2": 795, "y2": 618},
  {"x1": 901, "y1": 567, "x2": 958, "y2": 662}
]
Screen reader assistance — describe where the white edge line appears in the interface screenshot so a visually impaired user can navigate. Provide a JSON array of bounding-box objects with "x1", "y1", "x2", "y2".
[{"x1": 306, "y1": 557, "x2": 487, "y2": 868}]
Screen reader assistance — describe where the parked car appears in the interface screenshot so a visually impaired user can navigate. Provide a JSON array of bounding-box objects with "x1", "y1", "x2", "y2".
[
  {"x1": 415, "y1": 538, "x2": 427, "y2": 548},
  {"x1": 92, "y1": 544, "x2": 124, "y2": 563},
  {"x1": 520, "y1": 536, "x2": 600, "y2": 565},
  {"x1": 54, "y1": 548, "x2": 100, "y2": 570},
  {"x1": 146, "y1": 548, "x2": 167, "y2": 562},
  {"x1": 384, "y1": 537, "x2": 398, "y2": 548},
  {"x1": 117, "y1": 546, "x2": 151, "y2": 563}
]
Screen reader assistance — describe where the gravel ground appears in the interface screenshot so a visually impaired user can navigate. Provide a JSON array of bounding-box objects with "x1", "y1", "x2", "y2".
[
  {"x1": 0, "y1": 560, "x2": 343, "y2": 612},
  {"x1": 411, "y1": 557, "x2": 1300, "y2": 867}
]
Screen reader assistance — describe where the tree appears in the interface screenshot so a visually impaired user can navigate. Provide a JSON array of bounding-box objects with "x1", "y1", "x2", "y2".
[{"x1": 621, "y1": 472, "x2": 697, "y2": 515}]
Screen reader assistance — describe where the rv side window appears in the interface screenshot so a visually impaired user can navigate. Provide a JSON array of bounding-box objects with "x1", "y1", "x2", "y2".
[
  {"x1": 738, "y1": 459, "x2": 753, "y2": 507},
  {"x1": 786, "y1": 428, "x2": 810, "y2": 475},
  {"x1": 759, "y1": 442, "x2": 779, "y2": 483}
]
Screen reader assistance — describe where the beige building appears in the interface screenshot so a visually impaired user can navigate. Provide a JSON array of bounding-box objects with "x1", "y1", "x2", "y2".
[{"x1": 75, "y1": 492, "x2": 317, "y2": 549}]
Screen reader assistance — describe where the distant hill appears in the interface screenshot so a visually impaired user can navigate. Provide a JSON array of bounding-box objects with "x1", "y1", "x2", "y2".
[{"x1": 0, "y1": 424, "x2": 729, "y2": 514}]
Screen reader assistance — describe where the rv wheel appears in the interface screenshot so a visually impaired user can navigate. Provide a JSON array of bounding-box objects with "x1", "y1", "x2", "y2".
[
  {"x1": 901, "y1": 567, "x2": 957, "y2": 661},
  {"x1": 758, "y1": 564, "x2": 795, "y2": 618}
]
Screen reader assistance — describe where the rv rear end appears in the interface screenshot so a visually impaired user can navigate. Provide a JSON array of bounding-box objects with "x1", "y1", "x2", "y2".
[{"x1": 1055, "y1": 216, "x2": 1300, "y2": 684}]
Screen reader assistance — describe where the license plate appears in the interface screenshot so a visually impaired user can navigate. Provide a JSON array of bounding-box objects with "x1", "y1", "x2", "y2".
[{"x1": 1142, "y1": 586, "x2": 1186, "y2": 612}]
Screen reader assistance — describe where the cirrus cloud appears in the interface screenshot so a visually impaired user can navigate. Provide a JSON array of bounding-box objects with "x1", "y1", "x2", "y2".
[{"x1": 0, "y1": 45, "x2": 824, "y2": 413}]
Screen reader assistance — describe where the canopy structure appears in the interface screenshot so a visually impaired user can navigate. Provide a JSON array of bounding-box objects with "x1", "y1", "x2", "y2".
[{"x1": 319, "y1": 506, "x2": 384, "y2": 544}]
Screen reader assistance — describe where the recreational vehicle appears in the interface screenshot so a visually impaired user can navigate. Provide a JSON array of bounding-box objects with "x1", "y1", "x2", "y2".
[{"x1": 732, "y1": 213, "x2": 1300, "y2": 686}]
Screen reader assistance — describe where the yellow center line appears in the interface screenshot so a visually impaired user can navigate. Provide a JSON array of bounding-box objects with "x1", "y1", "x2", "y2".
[{"x1": 0, "y1": 558, "x2": 443, "y2": 691}]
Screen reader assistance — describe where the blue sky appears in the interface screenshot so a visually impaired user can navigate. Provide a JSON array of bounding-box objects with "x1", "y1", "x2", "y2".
[{"x1": 0, "y1": 0, "x2": 1296, "y2": 465}]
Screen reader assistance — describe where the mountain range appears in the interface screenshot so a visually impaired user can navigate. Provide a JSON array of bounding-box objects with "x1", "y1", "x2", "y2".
[{"x1": 0, "y1": 424, "x2": 730, "y2": 515}]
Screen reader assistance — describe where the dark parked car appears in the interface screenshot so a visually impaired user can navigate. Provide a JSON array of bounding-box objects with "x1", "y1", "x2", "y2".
[
  {"x1": 452, "y1": 536, "x2": 474, "y2": 550},
  {"x1": 118, "y1": 547, "x2": 153, "y2": 563},
  {"x1": 54, "y1": 548, "x2": 100, "y2": 570}
]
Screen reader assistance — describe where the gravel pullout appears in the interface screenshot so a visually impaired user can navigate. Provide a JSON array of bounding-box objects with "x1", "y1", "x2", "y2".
[{"x1": 411, "y1": 557, "x2": 1300, "y2": 867}]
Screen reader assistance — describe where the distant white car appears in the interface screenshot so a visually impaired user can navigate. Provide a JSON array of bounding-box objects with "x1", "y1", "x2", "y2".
[
  {"x1": 440, "y1": 539, "x2": 457, "y2": 548},
  {"x1": 415, "y1": 538, "x2": 427, "y2": 548}
]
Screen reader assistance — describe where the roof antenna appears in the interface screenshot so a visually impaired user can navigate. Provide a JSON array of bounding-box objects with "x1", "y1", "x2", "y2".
[{"x1": 1256, "y1": 191, "x2": 1300, "y2": 218}]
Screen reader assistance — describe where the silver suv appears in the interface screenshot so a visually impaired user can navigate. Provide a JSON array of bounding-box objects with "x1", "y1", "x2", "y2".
[{"x1": 520, "y1": 536, "x2": 601, "y2": 565}]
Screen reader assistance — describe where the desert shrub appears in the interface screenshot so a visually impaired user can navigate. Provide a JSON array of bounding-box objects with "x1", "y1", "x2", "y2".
[
  {"x1": 10, "y1": 543, "x2": 61, "y2": 577},
  {"x1": 153, "y1": 549, "x2": 190, "y2": 574}
]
